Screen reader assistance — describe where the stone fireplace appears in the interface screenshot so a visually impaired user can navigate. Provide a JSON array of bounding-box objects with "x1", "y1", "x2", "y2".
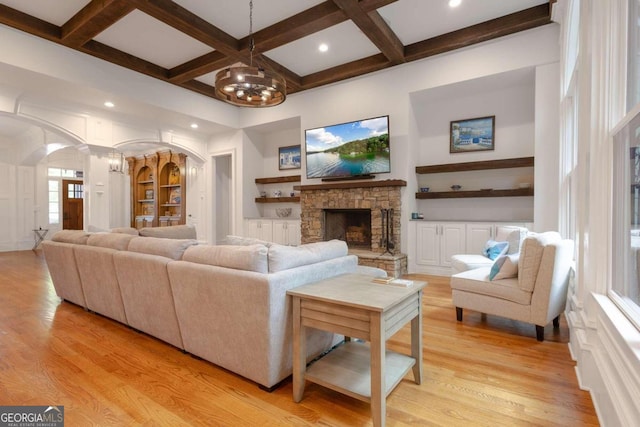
[
  {"x1": 324, "y1": 209, "x2": 372, "y2": 249},
  {"x1": 297, "y1": 179, "x2": 407, "y2": 277}
]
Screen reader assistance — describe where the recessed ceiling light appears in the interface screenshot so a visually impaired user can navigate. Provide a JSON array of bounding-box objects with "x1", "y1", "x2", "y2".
[
  {"x1": 318, "y1": 43, "x2": 329, "y2": 53},
  {"x1": 190, "y1": 123, "x2": 199, "y2": 129},
  {"x1": 449, "y1": 0, "x2": 462, "y2": 7},
  {"x1": 104, "y1": 101, "x2": 115, "y2": 108}
]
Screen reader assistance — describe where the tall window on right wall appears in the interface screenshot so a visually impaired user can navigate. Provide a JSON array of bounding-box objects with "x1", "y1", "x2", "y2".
[{"x1": 611, "y1": 0, "x2": 640, "y2": 330}]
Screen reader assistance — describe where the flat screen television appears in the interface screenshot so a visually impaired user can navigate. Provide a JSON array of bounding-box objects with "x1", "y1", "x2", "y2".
[{"x1": 305, "y1": 115, "x2": 390, "y2": 179}]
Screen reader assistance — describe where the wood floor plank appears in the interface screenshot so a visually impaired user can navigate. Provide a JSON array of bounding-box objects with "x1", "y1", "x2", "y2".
[{"x1": 0, "y1": 251, "x2": 598, "y2": 426}]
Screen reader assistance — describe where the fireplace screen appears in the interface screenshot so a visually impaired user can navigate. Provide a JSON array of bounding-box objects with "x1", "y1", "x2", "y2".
[{"x1": 324, "y1": 209, "x2": 371, "y2": 249}]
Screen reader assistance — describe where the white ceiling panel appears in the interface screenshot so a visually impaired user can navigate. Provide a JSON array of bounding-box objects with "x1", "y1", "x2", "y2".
[
  {"x1": 379, "y1": 0, "x2": 548, "y2": 45},
  {"x1": 0, "y1": 0, "x2": 90, "y2": 26},
  {"x1": 93, "y1": 10, "x2": 213, "y2": 69},
  {"x1": 265, "y1": 21, "x2": 381, "y2": 77},
  {"x1": 173, "y1": 0, "x2": 325, "y2": 39}
]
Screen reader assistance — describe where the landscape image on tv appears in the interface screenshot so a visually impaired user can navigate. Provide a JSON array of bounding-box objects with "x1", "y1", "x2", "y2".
[{"x1": 305, "y1": 115, "x2": 390, "y2": 179}]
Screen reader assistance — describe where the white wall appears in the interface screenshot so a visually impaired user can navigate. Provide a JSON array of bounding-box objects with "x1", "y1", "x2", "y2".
[
  {"x1": 534, "y1": 62, "x2": 561, "y2": 232},
  {"x1": 227, "y1": 25, "x2": 560, "y2": 255},
  {"x1": 411, "y1": 68, "x2": 536, "y2": 223}
]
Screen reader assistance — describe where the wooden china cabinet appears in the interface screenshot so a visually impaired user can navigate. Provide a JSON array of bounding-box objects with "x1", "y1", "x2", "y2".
[{"x1": 127, "y1": 151, "x2": 186, "y2": 228}]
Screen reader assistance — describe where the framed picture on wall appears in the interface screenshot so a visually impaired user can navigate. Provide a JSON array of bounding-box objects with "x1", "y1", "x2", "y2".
[
  {"x1": 279, "y1": 145, "x2": 301, "y2": 170},
  {"x1": 450, "y1": 115, "x2": 495, "y2": 153}
]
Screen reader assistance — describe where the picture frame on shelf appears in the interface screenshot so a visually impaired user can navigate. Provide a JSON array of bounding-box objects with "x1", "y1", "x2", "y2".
[
  {"x1": 168, "y1": 164, "x2": 180, "y2": 184},
  {"x1": 145, "y1": 189, "x2": 154, "y2": 200},
  {"x1": 278, "y1": 145, "x2": 301, "y2": 170},
  {"x1": 168, "y1": 187, "x2": 181, "y2": 204},
  {"x1": 450, "y1": 115, "x2": 495, "y2": 153}
]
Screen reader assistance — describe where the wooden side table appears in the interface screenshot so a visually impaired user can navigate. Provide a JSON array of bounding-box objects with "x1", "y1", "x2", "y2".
[{"x1": 287, "y1": 274, "x2": 426, "y2": 427}]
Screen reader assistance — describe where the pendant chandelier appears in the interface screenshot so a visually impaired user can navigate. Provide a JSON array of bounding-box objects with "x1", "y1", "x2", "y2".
[{"x1": 214, "y1": 1, "x2": 286, "y2": 107}]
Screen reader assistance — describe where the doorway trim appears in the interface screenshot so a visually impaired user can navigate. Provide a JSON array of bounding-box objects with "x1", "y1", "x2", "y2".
[{"x1": 210, "y1": 148, "x2": 236, "y2": 245}]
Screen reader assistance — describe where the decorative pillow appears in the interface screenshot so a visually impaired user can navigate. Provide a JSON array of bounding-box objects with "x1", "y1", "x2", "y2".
[
  {"x1": 489, "y1": 253, "x2": 520, "y2": 281},
  {"x1": 483, "y1": 240, "x2": 509, "y2": 260},
  {"x1": 224, "y1": 235, "x2": 272, "y2": 247}
]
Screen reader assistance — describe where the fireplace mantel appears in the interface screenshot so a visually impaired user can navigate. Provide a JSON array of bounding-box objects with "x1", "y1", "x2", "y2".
[{"x1": 294, "y1": 179, "x2": 406, "y2": 191}]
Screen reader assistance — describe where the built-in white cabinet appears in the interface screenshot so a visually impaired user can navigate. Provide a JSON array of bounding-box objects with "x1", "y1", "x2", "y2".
[
  {"x1": 272, "y1": 219, "x2": 301, "y2": 246},
  {"x1": 244, "y1": 218, "x2": 300, "y2": 246},
  {"x1": 245, "y1": 219, "x2": 274, "y2": 242},
  {"x1": 415, "y1": 222, "x2": 466, "y2": 271},
  {"x1": 410, "y1": 220, "x2": 532, "y2": 275},
  {"x1": 465, "y1": 222, "x2": 531, "y2": 255}
]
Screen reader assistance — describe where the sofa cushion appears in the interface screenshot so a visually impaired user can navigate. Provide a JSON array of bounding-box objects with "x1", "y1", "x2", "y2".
[
  {"x1": 87, "y1": 232, "x2": 136, "y2": 251},
  {"x1": 489, "y1": 253, "x2": 520, "y2": 281},
  {"x1": 223, "y1": 234, "x2": 273, "y2": 247},
  {"x1": 268, "y1": 240, "x2": 348, "y2": 273},
  {"x1": 181, "y1": 244, "x2": 268, "y2": 273},
  {"x1": 51, "y1": 230, "x2": 90, "y2": 244},
  {"x1": 451, "y1": 254, "x2": 494, "y2": 273},
  {"x1": 451, "y1": 267, "x2": 532, "y2": 305},
  {"x1": 483, "y1": 240, "x2": 509, "y2": 260},
  {"x1": 111, "y1": 227, "x2": 139, "y2": 235},
  {"x1": 127, "y1": 236, "x2": 198, "y2": 260},
  {"x1": 496, "y1": 226, "x2": 528, "y2": 255},
  {"x1": 518, "y1": 231, "x2": 562, "y2": 292},
  {"x1": 139, "y1": 225, "x2": 197, "y2": 239}
]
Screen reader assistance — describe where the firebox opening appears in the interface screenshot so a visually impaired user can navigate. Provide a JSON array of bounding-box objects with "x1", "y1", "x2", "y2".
[{"x1": 324, "y1": 209, "x2": 371, "y2": 250}]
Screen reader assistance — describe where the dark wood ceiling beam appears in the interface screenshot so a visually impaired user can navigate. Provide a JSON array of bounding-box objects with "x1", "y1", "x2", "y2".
[
  {"x1": 80, "y1": 40, "x2": 169, "y2": 80},
  {"x1": 254, "y1": 54, "x2": 303, "y2": 92},
  {"x1": 332, "y1": 0, "x2": 404, "y2": 63},
  {"x1": 61, "y1": 0, "x2": 136, "y2": 47},
  {"x1": 129, "y1": 0, "x2": 240, "y2": 56},
  {"x1": 169, "y1": 51, "x2": 228, "y2": 83},
  {"x1": 404, "y1": 4, "x2": 551, "y2": 62},
  {"x1": 248, "y1": 0, "x2": 397, "y2": 54},
  {"x1": 301, "y1": 53, "x2": 390, "y2": 90},
  {"x1": 0, "y1": 4, "x2": 60, "y2": 41},
  {"x1": 248, "y1": 1, "x2": 345, "y2": 53}
]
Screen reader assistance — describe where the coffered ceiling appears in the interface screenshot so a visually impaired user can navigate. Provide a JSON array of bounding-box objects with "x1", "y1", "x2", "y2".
[{"x1": 0, "y1": 0, "x2": 554, "y2": 104}]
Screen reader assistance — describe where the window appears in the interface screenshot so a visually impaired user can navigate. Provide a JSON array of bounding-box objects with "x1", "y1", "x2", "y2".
[
  {"x1": 67, "y1": 182, "x2": 83, "y2": 199},
  {"x1": 628, "y1": 0, "x2": 640, "y2": 112},
  {"x1": 612, "y1": 108, "x2": 640, "y2": 329},
  {"x1": 611, "y1": 0, "x2": 640, "y2": 329},
  {"x1": 48, "y1": 180, "x2": 59, "y2": 225}
]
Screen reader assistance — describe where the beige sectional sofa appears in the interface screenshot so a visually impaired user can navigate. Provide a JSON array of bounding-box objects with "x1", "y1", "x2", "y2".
[{"x1": 42, "y1": 230, "x2": 371, "y2": 389}]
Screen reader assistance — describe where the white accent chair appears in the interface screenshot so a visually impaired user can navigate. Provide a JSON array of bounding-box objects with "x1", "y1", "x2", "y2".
[
  {"x1": 451, "y1": 226, "x2": 528, "y2": 275},
  {"x1": 450, "y1": 232, "x2": 574, "y2": 341}
]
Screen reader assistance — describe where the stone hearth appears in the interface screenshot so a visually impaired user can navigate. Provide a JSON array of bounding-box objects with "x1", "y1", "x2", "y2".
[{"x1": 296, "y1": 179, "x2": 407, "y2": 277}]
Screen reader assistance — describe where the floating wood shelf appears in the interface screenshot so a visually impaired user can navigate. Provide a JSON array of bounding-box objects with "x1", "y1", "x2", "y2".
[
  {"x1": 255, "y1": 196, "x2": 300, "y2": 203},
  {"x1": 415, "y1": 157, "x2": 534, "y2": 174},
  {"x1": 416, "y1": 188, "x2": 534, "y2": 199},
  {"x1": 255, "y1": 175, "x2": 301, "y2": 184}
]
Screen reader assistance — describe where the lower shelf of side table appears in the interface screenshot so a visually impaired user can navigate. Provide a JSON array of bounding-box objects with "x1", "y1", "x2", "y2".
[{"x1": 305, "y1": 341, "x2": 416, "y2": 403}]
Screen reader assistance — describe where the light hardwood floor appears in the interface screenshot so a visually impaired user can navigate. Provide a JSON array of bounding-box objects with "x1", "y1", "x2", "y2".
[{"x1": 0, "y1": 251, "x2": 598, "y2": 426}]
